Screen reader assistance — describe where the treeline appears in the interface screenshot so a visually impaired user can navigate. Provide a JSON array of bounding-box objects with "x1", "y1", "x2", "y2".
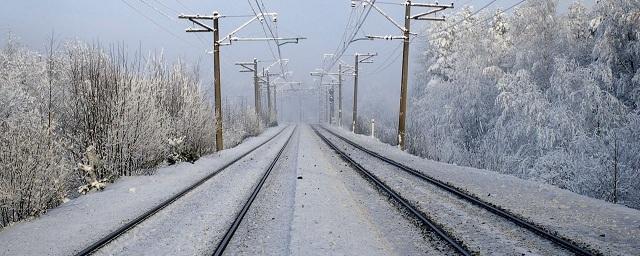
[
  {"x1": 0, "y1": 36, "x2": 261, "y2": 227},
  {"x1": 361, "y1": 0, "x2": 640, "y2": 208}
]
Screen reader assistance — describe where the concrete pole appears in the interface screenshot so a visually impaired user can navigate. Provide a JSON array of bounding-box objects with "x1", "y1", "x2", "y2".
[
  {"x1": 338, "y1": 64, "x2": 343, "y2": 128},
  {"x1": 397, "y1": 1, "x2": 411, "y2": 150},
  {"x1": 352, "y1": 55, "x2": 359, "y2": 133},
  {"x1": 213, "y1": 13, "x2": 224, "y2": 151}
]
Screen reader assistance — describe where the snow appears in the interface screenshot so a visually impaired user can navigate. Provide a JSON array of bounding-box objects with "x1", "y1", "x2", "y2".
[
  {"x1": 0, "y1": 126, "x2": 288, "y2": 256},
  {"x1": 223, "y1": 126, "x2": 301, "y2": 255},
  {"x1": 225, "y1": 125, "x2": 448, "y2": 255},
  {"x1": 95, "y1": 127, "x2": 296, "y2": 255},
  {"x1": 326, "y1": 125, "x2": 640, "y2": 255},
  {"x1": 3, "y1": 123, "x2": 637, "y2": 255},
  {"x1": 320, "y1": 128, "x2": 570, "y2": 255}
]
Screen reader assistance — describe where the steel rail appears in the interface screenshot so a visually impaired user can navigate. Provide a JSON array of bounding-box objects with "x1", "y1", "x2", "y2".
[
  {"x1": 319, "y1": 126, "x2": 597, "y2": 256},
  {"x1": 312, "y1": 126, "x2": 472, "y2": 256},
  {"x1": 212, "y1": 126, "x2": 297, "y2": 255},
  {"x1": 74, "y1": 126, "x2": 291, "y2": 256}
]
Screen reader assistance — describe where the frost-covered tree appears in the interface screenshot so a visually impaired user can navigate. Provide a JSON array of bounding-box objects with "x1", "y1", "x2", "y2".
[
  {"x1": 401, "y1": 0, "x2": 640, "y2": 208},
  {"x1": 0, "y1": 36, "x2": 263, "y2": 228},
  {"x1": 0, "y1": 35, "x2": 71, "y2": 226}
]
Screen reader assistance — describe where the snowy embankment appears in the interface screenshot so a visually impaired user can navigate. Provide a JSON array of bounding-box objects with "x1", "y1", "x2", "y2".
[
  {"x1": 0, "y1": 126, "x2": 285, "y2": 255},
  {"x1": 327, "y1": 126, "x2": 640, "y2": 256}
]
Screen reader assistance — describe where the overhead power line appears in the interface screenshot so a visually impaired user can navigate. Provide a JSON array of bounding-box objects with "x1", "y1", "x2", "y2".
[
  {"x1": 120, "y1": 0, "x2": 200, "y2": 47},
  {"x1": 247, "y1": 0, "x2": 279, "y2": 65},
  {"x1": 254, "y1": 0, "x2": 288, "y2": 78}
]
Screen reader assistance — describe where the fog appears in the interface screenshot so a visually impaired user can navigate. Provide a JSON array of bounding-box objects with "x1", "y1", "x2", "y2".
[{"x1": 0, "y1": 0, "x2": 589, "y2": 123}]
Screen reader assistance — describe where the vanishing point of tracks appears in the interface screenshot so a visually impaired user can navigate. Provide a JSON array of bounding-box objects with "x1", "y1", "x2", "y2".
[
  {"x1": 313, "y1": 125, "x2": 597, "y2": 256},
  {"x1": 75, "y1": 126, "x2": 296, "y2": 256}
]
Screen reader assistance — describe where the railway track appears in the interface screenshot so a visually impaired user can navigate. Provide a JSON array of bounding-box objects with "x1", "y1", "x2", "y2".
[
  {"x1": 312, "y1": 126, "x2": 472, "y2": 256},
  {"x1": 314, "y1": 125, "x2": 598, "y2": 256},
  {"x1": 74, "y1": 126, "x2": 293, "y2": 256},
  {"x1": 213, "y1": 126, "x2": 296, "y2": 255}
]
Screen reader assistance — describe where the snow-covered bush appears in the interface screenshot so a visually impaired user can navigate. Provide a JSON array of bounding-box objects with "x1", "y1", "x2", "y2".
[
  {"x1": 149, "y1": 56, "x2": 215, "y2": 164},
  {"x1": 0, "y1": 36, "x2": 71, "y2": 227},
  {"x1": 223, "y1": 101, "x2": 263, "y2": 149},
  {"x1": 0, "y1": 36, "x2": 262, "y2": 228}
]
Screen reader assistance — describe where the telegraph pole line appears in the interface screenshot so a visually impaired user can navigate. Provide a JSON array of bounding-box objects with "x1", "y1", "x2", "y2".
[
  {"x1": 352, "y1": 53, "x2": 376, "y2": 133},
  {"x1": 358, "y1": 0, "x2": 453, "y2": 150},
  {"x1": 235, "y1": 58, "x2": 262, "y2": 121},
  {"x1": 179, "y1": 11, "x2": 305, "y2": 151}
]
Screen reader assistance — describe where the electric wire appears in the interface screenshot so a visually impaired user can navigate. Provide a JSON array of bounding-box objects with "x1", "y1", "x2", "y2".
[
  {"x1": 255, "y1": 0, "x2": 288, "y2": 78},
  {"x1": 148, "y1": 0, "x2": 182, "y2": 15},
  {"x1": 120, "y1": 0, "x2": 200, "y2": 48},
  {"x1": 325, "y1": 1, "x2": 377, "y2": 73},
  {"x1": 247, "y1": 0, "x2": 280, "y2": 73}
]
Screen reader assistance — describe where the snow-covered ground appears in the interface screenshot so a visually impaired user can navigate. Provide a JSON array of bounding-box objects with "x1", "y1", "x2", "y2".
[
  {"x1": 0, "y1": 126, "x2": 289, "y2": 255},
  {"x1": 226, "y1": 125, "x2": 448, "y2": 255},
  {"x1": 325, "y1": 125, "x2": 640, "y2": 256},
  {"x1": 94, "y1": 126, "x2": 296, "y2": 255},
  {"x1": 3, "y1": 123, "x2": 636, "y2": 255},
  {"x1": 0, "y1": 125, "x2": 447, "y2": 255}
]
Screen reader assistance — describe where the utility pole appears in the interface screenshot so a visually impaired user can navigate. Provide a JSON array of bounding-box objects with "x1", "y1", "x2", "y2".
[
  {"x1": 328, "y1": 82, "x2": 335, "y2": 125},
  {"x1": 353, "y1": 56, "x2": 358, "y2": 133},
  {"x1": 274, "y1": 82, "x2": 278, "y2": 120},
  {"x1": 323, "y1": 80, "x2": 341, "y2": 125},
  {"x1": 311, "y1": 66, "x2": 353, "y2": 127},
  {"x1": 265, "y1": 69, "x2": 272, "y2": 124},
  {"x1": 338, "y1": 64, "x2": 343, "y2": 127},
  {"x1": 178, "y1": 12, "x2": 224, "y2": 151},
  {"x1": 399, "y1": 2, "x2": 411, "y2": 150},
  {"x1": 359, "y1": 0, "x2": 453, "y2": 149},
  {"x1": 179, "y1": 11, "x2": 304, "y2": 151},
  {"x1": 236, "y1": 58, "x2": 262, "y2": 121},
  {"x1": 352, "y1": 53, "x2": 376, "y2": 133},
  {"x1": 259, "y1": 59, "x2": 290, "y2": 125}
]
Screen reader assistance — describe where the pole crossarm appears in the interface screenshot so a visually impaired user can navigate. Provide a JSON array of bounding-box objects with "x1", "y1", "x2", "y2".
[
  {"x1": 411, "y1": 3, "x2": 453, "y2": 21},
  {"x1": 181, "y1": 12, "x2": 305, "y2": 46},
  {"x1": 366, "y1": 35, "x2": 408, "y2": 40},
  {"x1": 356, "y1": 53, "x2": 377, "y2": 62},
  {"x1": 230, "y1": 37, "x2": 307, "y2": 42},
  {"x1": 178, "y1": 14, "x2": 215, "y2": 19},
  {"x1": 356, "y1": 0, "x2": 453, "y2": 32},
  {"x1": 361, "y1": 0, "x2": 407, "y2": 32},
  {"x1": 218, "y1": 12, "x2": 277, "y2": 44},
  {"x1": 179, "y1": 14, "x2": 218, "y2": 32},
  {"x1": 235, "y1": 63, "x2": 256, "y2": 72}
]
